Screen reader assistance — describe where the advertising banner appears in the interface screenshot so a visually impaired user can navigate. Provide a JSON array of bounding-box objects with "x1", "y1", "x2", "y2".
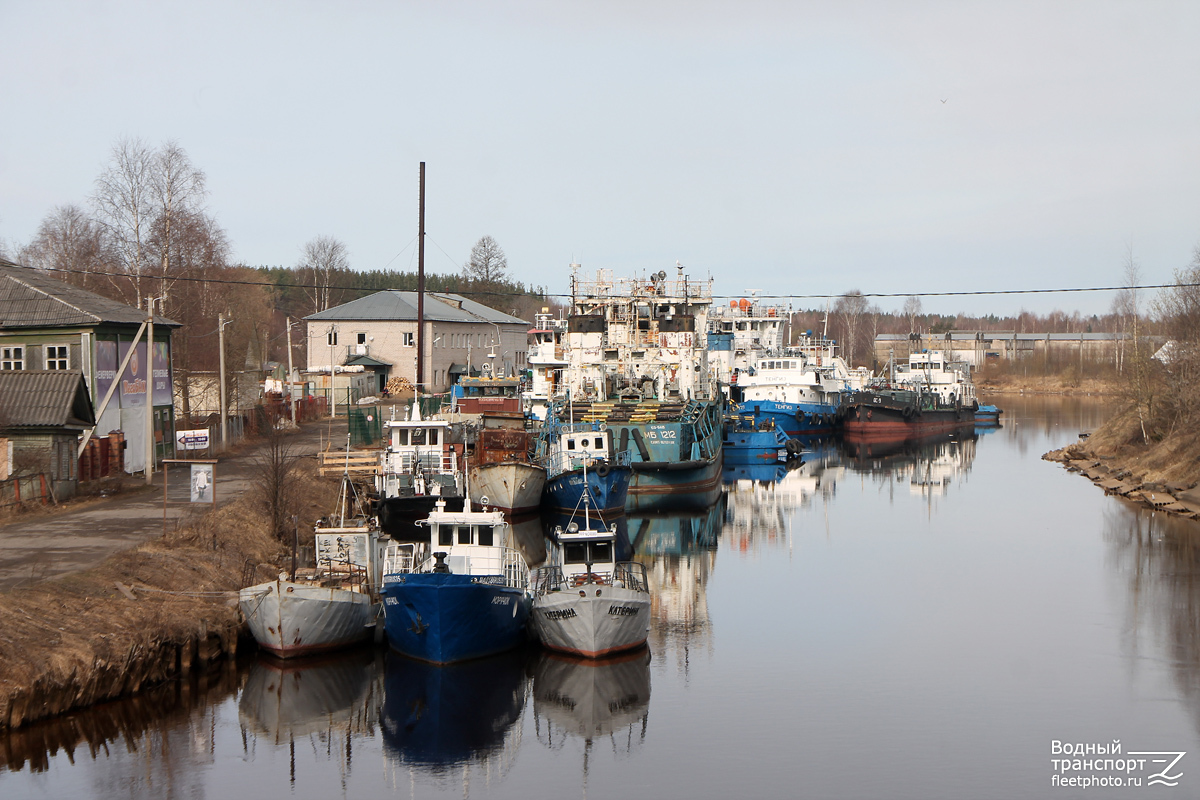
[
  {"x1": 95, "y1": 339, "x2": 118, "y2": 402},
  {"x1": 117, "y1": 339, "x2": 148, "y2": 408},
  {"x1": 152, "y1": 340, "x2": 172, "y2": 406}
]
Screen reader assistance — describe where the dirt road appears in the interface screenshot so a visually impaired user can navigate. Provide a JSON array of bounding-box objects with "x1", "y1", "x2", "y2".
[{"x1": 0, "y1": 418, "x2": 349, "y2": 592}]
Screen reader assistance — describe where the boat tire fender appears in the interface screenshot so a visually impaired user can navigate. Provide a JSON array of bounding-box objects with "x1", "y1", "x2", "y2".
[
  {"x1": 596, "y1": 463, "x2": 611, "y2": 478},
  {"x1": 785, "y1": 439, "x2": 802, "y2": 456},
  {"x1": 902, "y1": 405, "x2": 914, "y2": 419}
]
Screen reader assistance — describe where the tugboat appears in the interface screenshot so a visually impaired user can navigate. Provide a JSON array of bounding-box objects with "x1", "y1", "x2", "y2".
[
  {"x1": 529, "y1": 495, "x2": 650, "y2": 658},
  {"x1": 374, "y1": 403, "x2": 464, "y2": 541},
  {"x1": 379, "y1": 495, "x2": 531, "y2": 664},
  {"x1": 537, "y1": 409, "x2": 632, "y2": 516}
]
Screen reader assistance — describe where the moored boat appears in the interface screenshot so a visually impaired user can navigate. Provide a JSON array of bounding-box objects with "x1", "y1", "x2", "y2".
[
  {"x1": 240, "y1": 476, "x2": 388, "y2": 658},
  {"x1": 379, "y1": 498, "x2": 531, "y2": 664},
  {"x1": 558, "y1": 265, "x2": 725, "y2": 511},
  {"x1": 374, "y1": 404, "x2": 464, "y2": 541},
  {"x1": 723, "y1": 412, "x2": 799, "y2": 464},
  {"x1": 841, "y1": 350, "x2": 978, "y2": 443},
  {"x1": 467, "y1": 413, "x2": 545, "y2": 515},
  {"x1": 538, "y1": 418, "x2": 632, "y2": 516},
  {"x1": 975, "y1": 404, "x2": 1002, "y2": 425},
  {"x1": 529, "y1": 508, "x2": 651, "y2": 658}
]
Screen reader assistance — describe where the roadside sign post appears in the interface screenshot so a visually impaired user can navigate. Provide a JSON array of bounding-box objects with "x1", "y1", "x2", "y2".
[{"x1": 161, "y1": 458, "x2": 219, "y2": 538}]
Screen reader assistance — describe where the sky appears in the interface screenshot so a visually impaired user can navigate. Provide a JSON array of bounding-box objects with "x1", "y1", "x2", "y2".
[{"x1": 1, "y1": 0, "x2": 1197, "y2": 317}]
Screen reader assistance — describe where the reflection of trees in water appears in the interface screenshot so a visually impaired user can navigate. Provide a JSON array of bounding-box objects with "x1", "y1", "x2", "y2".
[
  {"x1": 1105, "y1": 504, "x2": 1200, "y2": 733},
  {"x1": 992, "y1": 395, "x2": 1113, "y2": 459},
  {"x1": 0, "y1": 663, "x2": 240, "y2": 798}
]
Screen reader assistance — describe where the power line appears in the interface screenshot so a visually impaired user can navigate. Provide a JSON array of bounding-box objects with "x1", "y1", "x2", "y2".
[{"x1": 23, "y1": 263, "x2": 1200, "y2": 303}]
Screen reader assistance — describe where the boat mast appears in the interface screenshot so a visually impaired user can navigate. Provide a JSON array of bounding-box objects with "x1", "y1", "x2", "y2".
[{"x1": 417, "y1": 161, "x2": 426, "y2": 393}]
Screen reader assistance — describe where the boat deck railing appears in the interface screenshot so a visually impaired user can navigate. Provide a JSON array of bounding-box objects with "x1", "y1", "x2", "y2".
[
  {"x1": 382, "y1": 542, "x2": 425, "y2": 582},
  {"x1": 530, "y1": 561, "x2": 648, "y2": 597},
  {"x1": 382, "y1": 450, "x2": 458, "y2": 475}
]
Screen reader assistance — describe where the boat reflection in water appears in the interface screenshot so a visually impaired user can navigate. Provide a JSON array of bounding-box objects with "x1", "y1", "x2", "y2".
[
  {"x1": 380, "y1": 649, "x2": 529, "y2": 783},
  {"x1": 237, "y1": 647, "x2": 383, "y2": 747},
  {"x1": 630, "y1": 498, "x2": 724, "y2": 671},
  {"x1": 722, "y1": 437, "x2": 841, "y2": 555},
  {"x1": 532, "y1": 647, "x2": 651, "y2": 763},
  {"x1": 838, "y1": 429, "x2": 978, "y2": 499}
]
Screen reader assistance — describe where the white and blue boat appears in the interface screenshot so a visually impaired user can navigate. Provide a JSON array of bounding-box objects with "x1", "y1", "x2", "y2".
[
  {"x1": 379, "y1": 498, "x2": 531, "y2": 664},
  {"x1": 538, "y1": 417, "x2": 632, "y2": 516},
  {"x1": 734, "y1": 338, "x2": 869, "y2": 437}
]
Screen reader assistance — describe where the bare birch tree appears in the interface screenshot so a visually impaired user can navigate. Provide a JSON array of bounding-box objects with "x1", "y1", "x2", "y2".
[
  {"x1": 903, "y1": 295, "x2": 922, "y2": 334},
  {"x1": 148, "y1": 140, "x2": 207, "y2": 301},
  {"x1": 19, "y1": 205, "x2": 112, "y2": 293},
  {"x1": 298, "y1": 235, "x2": 349, "y2": 314},
  {"x1": 92, "y1": 137, "x2": 156, "y2": 305},
  {"x1": 834, "y1": 290, "x2": 869, "y2": 366}
]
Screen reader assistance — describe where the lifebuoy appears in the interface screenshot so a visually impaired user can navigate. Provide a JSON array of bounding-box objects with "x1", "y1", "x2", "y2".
[{"x1": 596, "y1": 463, "x2": 611, "y2": 478}]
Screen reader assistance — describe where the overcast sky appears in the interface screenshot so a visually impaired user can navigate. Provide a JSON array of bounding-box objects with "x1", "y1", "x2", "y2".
[{"x1": 1, "y1": 1, "x2": 1197, "y2": 316}]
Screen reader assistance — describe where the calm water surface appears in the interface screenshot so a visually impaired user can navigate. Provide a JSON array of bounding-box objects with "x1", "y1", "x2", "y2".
[{"x1": 5, "y1": 395, "x2": 1200, "y2": 799}]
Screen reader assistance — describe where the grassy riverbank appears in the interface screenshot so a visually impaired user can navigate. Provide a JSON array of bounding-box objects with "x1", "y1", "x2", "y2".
[
  {"x1": 1047, "y1": 406, "x2": 1200, "y2": 487},
  {"x1": 0, "y1": 464, "x2": 336, "y2": 730}
]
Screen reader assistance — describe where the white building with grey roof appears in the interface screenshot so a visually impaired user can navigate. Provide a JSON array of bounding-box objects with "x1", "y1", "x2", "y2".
[{"x1": 304, "y1": 291, "x2": 529, "y2": 394}]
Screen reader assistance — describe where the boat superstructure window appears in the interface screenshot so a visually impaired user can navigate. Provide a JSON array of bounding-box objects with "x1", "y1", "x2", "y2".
[
  {"x1": 457, "y1": 525, "x2": 472, "y2": 544},
  {"x1": 439, "y1": 525, "x2": 453, "y2": 546},
  {"x1": 563, "y1": 540, "x2": 614, "y2": 565},
  {"x1": 478, "y1": 525, "x2": 494, "y2": 546}
]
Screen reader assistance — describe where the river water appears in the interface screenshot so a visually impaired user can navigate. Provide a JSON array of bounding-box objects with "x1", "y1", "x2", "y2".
[{"x1": 5, "y1": 395, "x2": 1200, "y2": 799}]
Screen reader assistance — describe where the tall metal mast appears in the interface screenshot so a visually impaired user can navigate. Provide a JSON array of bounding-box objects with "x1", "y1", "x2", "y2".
[{"x1": 417, "y1": 162, "x2": 426, "y2": 391}]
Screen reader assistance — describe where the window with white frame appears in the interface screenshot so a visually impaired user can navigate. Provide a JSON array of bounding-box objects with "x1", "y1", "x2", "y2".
[
  {"x1": 45, "y1": 345, "x2": 69, "y2": 370},
  {"x1": 327, "y1": 330, "x2": 338, "y2": 346},
  {"x1": 403, "y1": 332, "x2": 414, "y2": 347},
  {"x1": 1, "y1": 346, "x2": 23, "y2": 370},
  {"x1": 357, "y1": 332, "x2": 367, "y2": 345}
]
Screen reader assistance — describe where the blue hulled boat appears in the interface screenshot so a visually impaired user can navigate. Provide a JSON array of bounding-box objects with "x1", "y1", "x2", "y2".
[
  {"x1": 723, "y1": 412, "x2": 799, "y2": 464},
  {"x1": 975, "y1": 404, "x2": 1002, "y2": 425},
  {"x1": 537, "y1": 420, "x2": 631, "y2": 516},
  {"x1": 380, "y1": 500, "x2": 531, "y2": 664}
]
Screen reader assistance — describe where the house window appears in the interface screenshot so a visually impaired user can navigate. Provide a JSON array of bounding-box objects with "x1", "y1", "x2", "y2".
[
  {"x1": 357, "y1": 333, "x2": 366, "y2": 345},
  {"x1": 46, "y1": 345, "x2": 69, "y2": 370},
  {"x1": 327, "y1": 331, "x2": 338, "y2": 346},
  {"x1": 1, "y1": 346, "x2": 23, "y2": 370},
  {"x1": 403, "y1": 332, "x2": 414, "y2": 347}
]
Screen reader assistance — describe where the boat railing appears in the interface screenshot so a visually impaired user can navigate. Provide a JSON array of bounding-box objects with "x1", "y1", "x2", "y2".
[
  {"x1": 543, "y1": 449, "x2": 630, "y2": 477},
  {"x1": 530, "y1": 565, "x2": 565, "y2": 597},
  {"x1": 382, "y1": 542, "x2": 424, "y2": 583},
  {"x1": 615, "y1": 562, "x2": 649, "y2": 593},
  {"x1": 382, "y1": 449, "x2": 458, "y2": 475},
  {"x1": 459, "y1": 546, "x2": 529, "y2": 590}
]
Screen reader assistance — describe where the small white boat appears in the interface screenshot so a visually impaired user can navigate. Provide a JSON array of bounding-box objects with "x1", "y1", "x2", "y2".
[
  {"x1": 529, "y1": 507, "x2": 650, "y2": 659},
  {"x1": 240, "y1": 475, "x2": 389, "y2": 658}
]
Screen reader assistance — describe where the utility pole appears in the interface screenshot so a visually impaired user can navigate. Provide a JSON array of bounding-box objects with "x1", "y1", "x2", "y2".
[
  {"x1": 329, "y1": 324, "x2": 338, "y2": 419},
  {"x1": 417, "y1": 161, "x2": 426, "y2": 392},
  {"x1": 286, "y1": 317, "x2": 297, "y2": 426},
  {"x1": 218, "y1": 312, "x2": 228, "y2": 450},
  {"x1": 145, "y1": 297, "x2": 155, "y2": 484}
]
